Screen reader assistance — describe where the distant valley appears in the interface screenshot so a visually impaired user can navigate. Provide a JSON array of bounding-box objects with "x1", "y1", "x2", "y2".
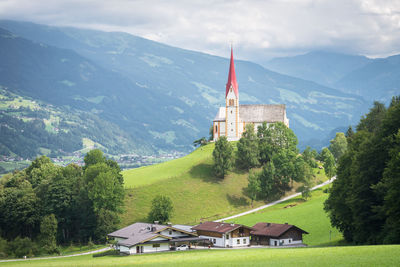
[{"x1": 1, "y1": 20, "x2": 398, "y2": 160}]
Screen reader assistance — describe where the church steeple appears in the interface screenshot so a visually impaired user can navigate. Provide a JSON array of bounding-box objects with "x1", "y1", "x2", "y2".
[{"x1": 226, "y1": 47, "x2": 238, "y2": 97}]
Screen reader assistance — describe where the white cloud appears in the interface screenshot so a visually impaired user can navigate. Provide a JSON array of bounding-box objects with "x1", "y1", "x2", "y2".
[{"x1": 0, "y1": 0, "x2": 399, "y2": 61}]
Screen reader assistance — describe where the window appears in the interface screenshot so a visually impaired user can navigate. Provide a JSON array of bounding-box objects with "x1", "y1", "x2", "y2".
[
  {"x1": 152, "y1": 244, "x2": 160, "y2": 248},
  {"x1": 226, "y1": 234, "x2": 229, "y2": 239},
  {"x1": 237, "y1": 239, "x2": 240, "y2": 245},
  {"x1": 213, "y1": 239, "x2": 216, "y2": 244},
  {"x1": 169, "y1": 230, "x2": 172, "y2": 235},
  {"x1": 215, "y1": 125, "x2": 218, "y2": 133},
  {"x1": 243, "y1": 239, "x2": 246, "y2": 244},
  {"x1": 289, "y1": 239, "x2": 291, "y2": 243}
]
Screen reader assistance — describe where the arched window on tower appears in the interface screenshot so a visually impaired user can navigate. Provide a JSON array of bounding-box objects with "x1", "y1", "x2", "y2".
[{"x1": 215, "y1": 125, "x2": 218, "y2": 133}]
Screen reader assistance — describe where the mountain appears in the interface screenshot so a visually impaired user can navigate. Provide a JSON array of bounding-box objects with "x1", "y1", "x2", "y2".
[
  {"x1": 335, "y1": 54, "x2": 400, "y2": 103},
  {"x1": 0, "y1": 21, "x2": 369, "y2": 156},
  {"x1": 264, "y1": 51, "x2": 372, "y2": 88}
]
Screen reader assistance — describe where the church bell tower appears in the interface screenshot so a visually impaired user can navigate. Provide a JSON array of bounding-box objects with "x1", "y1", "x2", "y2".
[{"x1": 225, "y1": 47, "x2": 240, "y2": 141}]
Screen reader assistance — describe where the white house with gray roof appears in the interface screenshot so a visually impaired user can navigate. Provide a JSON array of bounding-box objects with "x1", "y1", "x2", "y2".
[
  {"x1": 108, "y1": 222, "x2": 207, "y2": 255},
  {"x1": 213, "y1": 48, "x2": 289, "y2": 142}
]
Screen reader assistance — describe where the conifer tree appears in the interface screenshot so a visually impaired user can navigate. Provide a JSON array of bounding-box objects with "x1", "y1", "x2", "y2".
[
  {"x1": 237, "y1": 124, "x2": 259, "y2": 170},
  {"x1": 212, "y1": 136, "x2": 234, "y2": 178}
]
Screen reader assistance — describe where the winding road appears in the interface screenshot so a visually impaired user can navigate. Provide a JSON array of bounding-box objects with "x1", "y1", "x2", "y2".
[{"x1": 215, "y1": 176, "x2": 336, "y2": 222}]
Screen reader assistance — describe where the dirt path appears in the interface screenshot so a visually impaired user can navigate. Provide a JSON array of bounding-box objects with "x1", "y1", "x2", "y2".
[
  {"x1": 215, "y1": 177, "x2": 336, "y2": 222},
  {"x1": 0, "y1": 246, "x2": 111, "y2": 263}
]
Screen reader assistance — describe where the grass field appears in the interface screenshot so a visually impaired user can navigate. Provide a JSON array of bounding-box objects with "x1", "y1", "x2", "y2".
[
  {"x1": 122, "y1": 143, "x2": 215, "y2": 188},
  {"x1": 3, "y1": 245, "x2": 400, "y2": 266},
  {"x1": 121, "y1": 143, "x2": 328, "y2": 227},
  {"x1": 229, "y1": 186, "x2": 343, "y2": 246}
]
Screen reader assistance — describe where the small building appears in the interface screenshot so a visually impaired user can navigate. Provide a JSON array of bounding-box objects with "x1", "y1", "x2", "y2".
[
  {"x1": 108, "y1": 222, "x2": 207, "y2": 255},
  {"x1": 192, "y1": 221, "x2": 253, "y2": 247},
  {"x1": 250, "y1": 222, "x2": 308, "y2": 246}
]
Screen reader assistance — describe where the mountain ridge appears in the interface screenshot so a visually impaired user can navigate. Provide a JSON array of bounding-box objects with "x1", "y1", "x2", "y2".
[{"x1": 0, "y1": 20, "x2": 370, "y2": 156}]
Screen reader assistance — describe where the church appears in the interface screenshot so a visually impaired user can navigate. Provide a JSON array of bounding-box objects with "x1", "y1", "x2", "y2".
[{"x1": 213, "y1": 48, "x2": 289, "y2": 142}]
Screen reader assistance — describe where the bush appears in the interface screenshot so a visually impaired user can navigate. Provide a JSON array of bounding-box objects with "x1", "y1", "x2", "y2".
[{"x1": 8, "y1": 236, "x2": 39, "y2": 258}]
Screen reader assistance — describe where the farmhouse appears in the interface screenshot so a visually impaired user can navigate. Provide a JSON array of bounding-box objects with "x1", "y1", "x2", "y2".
[
  {"x1": 108, "y1": 222, "x2": 207, "y2": 254},
  {"x1": 250, "y1": 222, "x2": 308, "y2": 246},
  {"x1": 213, "y1": 48, "x2": 289, "y2": 141},
  {"x1": 192, "y1": 221, "x2": 253, "y2": 247}
]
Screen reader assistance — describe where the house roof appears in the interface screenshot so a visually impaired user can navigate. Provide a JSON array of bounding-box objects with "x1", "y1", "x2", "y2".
[
  {"x1": 251, "y1": 223, "x2": 308, "y2": 238},
  {"x1": 108, "y1": 222, "x2": 169, "y2": 247},
  {"x1": 240, "y1": 104, "x2": 286, "y2": 123},
  {"x1": 226, "y1": 47, "x2": 238, "y2": 98},
  {"x1": 213, "y1": 104, "x2": 287, "y2": 123},
  {"x1": 192, "y1": 221, "x2": 253, "y2": 234},
  {"x1": 108, "y1": 222, "x2": 198, "y2": 247}
]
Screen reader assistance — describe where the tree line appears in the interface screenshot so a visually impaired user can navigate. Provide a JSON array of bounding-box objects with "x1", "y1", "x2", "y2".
[
  {"x1": 212, "y1": 122, "x2": 337, "y2": 204},
  {"x1": 324, "y1": 97, "x2": 400, "y2": 244},
  {"x1": 0, "y1": 149, "x2": 124, "y2": 258}
]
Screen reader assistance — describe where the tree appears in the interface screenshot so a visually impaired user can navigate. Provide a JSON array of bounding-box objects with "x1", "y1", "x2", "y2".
[
  {"x1": 320, "y1": 148, "x2": 336, "y2": 178},
  {"x1": 39, "y1": 214, "x2": 58, "y2": 253},
  {"x1": 85, "y1": 164, "x2": 125, "y2": 213},
  {"x1": 148, "y1": 195, "x2": 174, "y2": 224},
  {"x1": 302, "y1": 146, "x2": 318, "y2": 168},
  {"x1": 193, "y1": 137, "x2": 207, "y2": 147},
  {"x1": 209, "y1": 125, "x2": 214, "y2": 141},
  {"x1": 324, "y1": 98, "x2": 400, "y2": 244},
  {"x1": 247, "y1": 171, "x2": 261, "y2": 207},
  {"x1": 329, "y1": 132, "x2": 348, "y2": 162},
  {"x1": 299, "y1": 182, "x2": 311, "y2": 200},
  {"x1": 212, "y1": 136, "x2": 234, "y2": 178},
  {"x1": 258, "y1": 161, "x2": 279, "y2": 199},
  {"x1": 258, "y1": 122, "x2": 298, "y2": 165},
  {"x1": 83, "y1": 149, "x2": 106, "y2": 170},
  {"x1": 237, "y1": 124, "x2": 259, "y2": 170}
]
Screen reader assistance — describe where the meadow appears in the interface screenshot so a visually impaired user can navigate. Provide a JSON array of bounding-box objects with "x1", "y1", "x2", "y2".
[
  {"x1": 229, "y1": 186, "x2": 343, "y2": 246},
  {"x1": 121, "y1": 143, "x2": 328, "y2": 226},
  {"x1": 3, "y1": 245, "x2": 400, "y2": 266}
]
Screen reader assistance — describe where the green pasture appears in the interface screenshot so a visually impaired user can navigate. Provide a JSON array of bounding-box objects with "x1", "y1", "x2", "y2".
[
  {"x1": 3, "y1": 245, "x2": 399, "y2": 266},
  {"x1": 229, "y1": 185, "x2": 343, "y2": 246},
  {"x1": 121, "y1": 143, "x2": 328, "y2": 227},
  {"x1": 122, "y1": 143, "x2": 215, "y2": 188}
]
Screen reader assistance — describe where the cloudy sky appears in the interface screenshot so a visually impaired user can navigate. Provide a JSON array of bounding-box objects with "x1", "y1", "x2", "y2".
[{"x1": 1, "y1": 0, "x2": 400, "y2": 62}]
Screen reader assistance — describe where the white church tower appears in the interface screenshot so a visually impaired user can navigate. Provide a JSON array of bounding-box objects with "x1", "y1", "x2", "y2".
[{"x1": 225, "y1": 47, "x2": 240, "y2": 141}]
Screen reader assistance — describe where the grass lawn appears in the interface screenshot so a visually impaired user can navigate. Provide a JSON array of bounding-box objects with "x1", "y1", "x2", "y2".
[
  {"x1": 121, "y1": 143, "x2": 329, "y2": 228},
  {"x1": 228, "y1": 186, "x2": 343, "y2": 246},
  {"x1": 3, "y1": 245, "x2": 400, "y2": 266}
]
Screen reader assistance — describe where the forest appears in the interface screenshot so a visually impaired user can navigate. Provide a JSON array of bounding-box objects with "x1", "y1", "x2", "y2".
[
  {"x1": 324, "y1": 96, "x2": 400, "y2": 244},
  {"x1": 0, "y1": 150, "x2": 125, "y2": 258}
]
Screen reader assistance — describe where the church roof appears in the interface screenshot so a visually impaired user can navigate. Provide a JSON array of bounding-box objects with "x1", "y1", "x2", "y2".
[
  {"x1": 226, "y1": 47, "x2": 238, "y2": 98},
  {"x1": 240, "y1": 104, "x2": 286, "y2": 123},
  {"x1": 213, "y1": 104, "x2": 287, "y2": 123}
]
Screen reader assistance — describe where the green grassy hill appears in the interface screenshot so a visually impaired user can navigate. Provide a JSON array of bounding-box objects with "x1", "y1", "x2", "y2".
[
  {"x1": 229, "y1": 186, "x2": 342, "y2": 246},
  {"x1": 121, "y1": 143, "x2": 328, "y2": 227},
  {"x1": 4, "y1": 245, "x2": 400, "y2": 266}
]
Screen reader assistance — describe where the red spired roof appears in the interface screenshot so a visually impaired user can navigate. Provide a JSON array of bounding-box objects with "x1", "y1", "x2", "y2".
[
  {"x1": 226, "y1": 47, "x2": 239, "y2": 97},
  {"x1": 251, "y1": 223, "x2": 308, "y2": 238}
]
